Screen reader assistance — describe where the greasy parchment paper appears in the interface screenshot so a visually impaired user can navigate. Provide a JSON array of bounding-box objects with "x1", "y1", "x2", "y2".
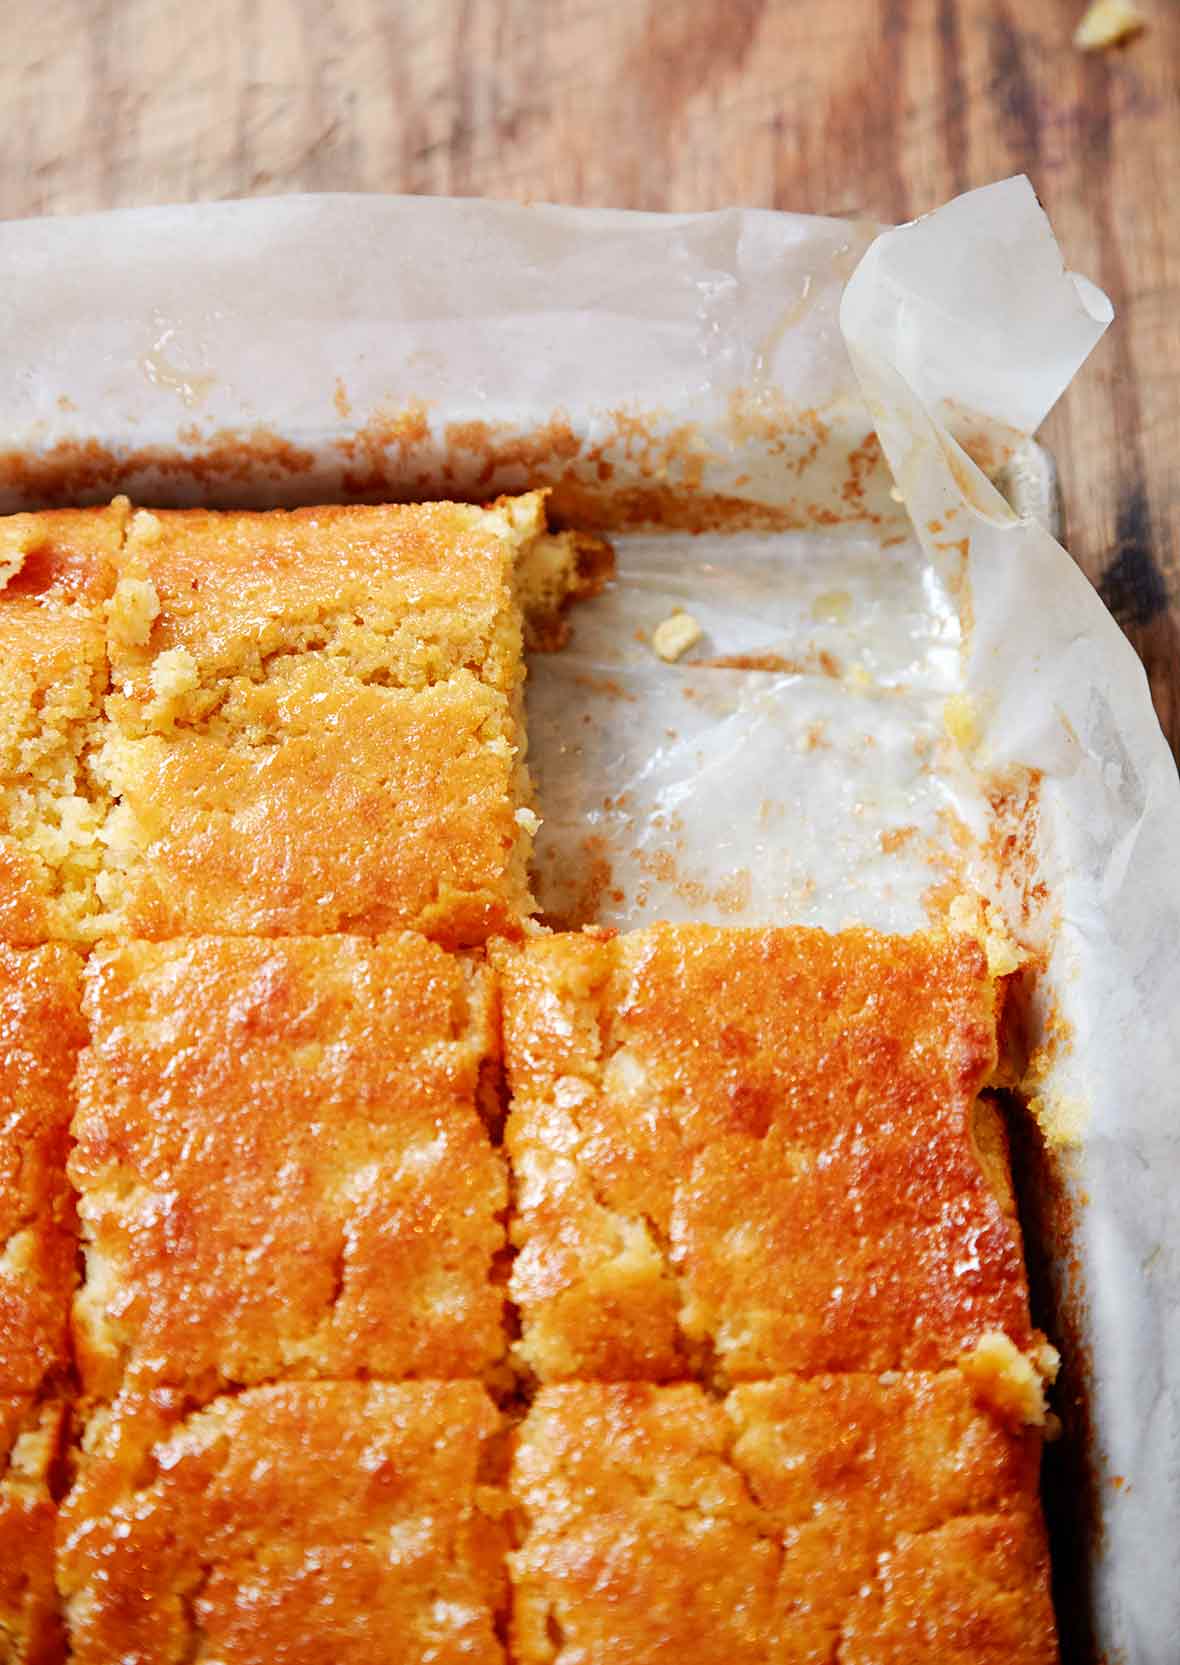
[
  {"x1": 2, "y1": 177, "x2": 1177, "y2": 1662},
  {"x1": 841, "y1": 184, "x2": 1180, "y2": 1665}
]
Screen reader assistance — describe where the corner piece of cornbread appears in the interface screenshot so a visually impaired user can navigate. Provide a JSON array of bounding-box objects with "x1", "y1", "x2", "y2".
[
  {"x1": 58, "y1": 1381, "x2": 508, "y2": 1664},
  {"x1": 70, "y1": 934, "x2": 507, "y2": 1401},
  {"x1": 0, "y1": 493, "x2": 602, "y2": 946},
  {"x1": 511, "y1": 1379, "x2": 1057, "y2": 1665},
  {"x1": 0, "y1": 504, "x2": 127, "y2": 944},
  {"x1": 0, "y1": 943, "x2": 86, "y2": 1399},
  {"x1": 94, "y1": 494, "x2": 551, "y2": 943},
  {"x1": 495, "y1": 923, "x2": 1035, "y2": 1384},
  {"x1": 1, "y1": 1397, "x2": 65, "y2": 1664}
]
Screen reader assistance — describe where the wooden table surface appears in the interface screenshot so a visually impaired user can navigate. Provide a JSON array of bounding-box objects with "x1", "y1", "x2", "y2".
[{"x1": 4, "y1": 0, "x2": 1177, "y2": 758}]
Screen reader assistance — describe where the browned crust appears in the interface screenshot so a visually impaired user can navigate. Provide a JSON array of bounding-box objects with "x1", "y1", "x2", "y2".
[{"x1": 495, "y1": 924, "x2": 1033, "y2": 1384}]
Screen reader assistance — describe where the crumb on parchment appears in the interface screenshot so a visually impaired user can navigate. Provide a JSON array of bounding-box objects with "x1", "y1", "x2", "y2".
[
  {"x1": 1074, "y1": 0, "x2": 1145, "y2": 50},
  {"x1": 1027, "y1": 1091, "x2": 1088, "y2": 1151},
  {"x1": 948, "y1": 892, "x2": 1024, "y2": 978},
  {"x1": 652, "y1": 609, "x2": 703, "y2": 663}
]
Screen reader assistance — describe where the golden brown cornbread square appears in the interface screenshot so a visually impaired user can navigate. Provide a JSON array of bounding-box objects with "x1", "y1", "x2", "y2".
[
  {"x1": 726, "y1": 1375, "x2": 1055, "y2": 1662},
  {"x1": 496, "y1": 924, "x2": 1034, "y2": 1383},
  {"x1": 94, "y1": 495, "x2": 548, "y2": 944},
  {"x1": 70, "y1": 934, "x2": 507, "y2": 1400},
  {"x1": 837, "y1": 1513, "x2": 1059, "y2": 1664},
  {"x1": 0, "y1": 1397, "x2": 65, "y2": 1665},
  {"x1": 510, "y1": 1380, "x2": 1057, "y2": 1665},
  {"x1": 0, "y1": 944, "x2": 86, "y2": 1397},
  {"x1": 58, "y1": 1381, "x2": 509, "y2": 1665},
  {"x1": 0, "y1": 504, "x2": 127, "y2": 944},
  {"x1": 511, "y1": 1384, "x2": 775, "y2": 1665}
]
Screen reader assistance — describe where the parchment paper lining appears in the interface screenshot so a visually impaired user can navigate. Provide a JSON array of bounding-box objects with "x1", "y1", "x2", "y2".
[{"x1": 1, "y1": 177, "x2": 1176, "y2": 1664}]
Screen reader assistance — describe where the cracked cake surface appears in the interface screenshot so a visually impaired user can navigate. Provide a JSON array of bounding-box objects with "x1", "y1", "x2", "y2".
[
  {"x1": 57, "y1": 1381, "x2": 509, "y2": 1665},
  {"x1": 510, "y1": 1378, "x2": 1056, "y2": 1665},
  {"x1": 494, "y1": 924, "x2": 1034, "y2": 1383},
  {"x1": 70, "y1": 933, "x2": 507, "y2": 1401}
]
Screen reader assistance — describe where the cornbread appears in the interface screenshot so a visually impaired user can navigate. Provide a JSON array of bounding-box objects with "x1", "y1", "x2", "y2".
[
  {"x1": 959, "y1": 1329, "x2": 1061, "y2": 1429},
  {"x1": 58, "y1": 1381, "x2": 508, "y2": 1664},
  {"x1": 1074, "y1": 0, "x2": 1145, "y2": 51},
  {"x1": 651, "y1": 608, "x2": 703, "y2": 662},
  {"x1": 0, "y1": 493, "x2": 606, "y2": 946},
  {"x1": 512, "y1": 1384, "x2": 776, "y2": 1665},
  {"x1": 70, "y1": 934, "x2": 507, "y2": 1400},
  {"x1": 93, "y1": 496, "x2": 551, "y2": 943},
  {"x1": 0, "y1": 505, "x2": 127, "y2": 944},
  {"x1": 0, "y1": 944, "x2": 86, "y2": 1397},
  {"x1": 511, "y1": 1380, "x2": 1056, "y2": 1664},
  {"x1": 514, "y1": 525, "x2": 613, "y2": 652},
  {"x1": 0, "y1": 478, "x2": 1061, "y2": 1654},
  {"x1": 0, "y1": 1397, "x2": 64, "y2": 1664},
  {"x1": 496, "y1": 924, "x2": 1034, "y2": 1382},
  {"x1": 837, "y1": 1514, "x2": 1059, "y2": 1664}
]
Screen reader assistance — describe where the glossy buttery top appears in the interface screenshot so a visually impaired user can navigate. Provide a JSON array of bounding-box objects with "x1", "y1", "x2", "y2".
[
  {"x1": 511, "y1": 1377, "x2": 1057, "y2": 1665},
  {"x1": 70, "y1": 933, "x2": 506, "y2": 1400},
  {"x1": 497, "y1": 923, "x2": 1032, "y2": 1383},
  {"x1": 58, "y1": 1381, "x2": 508, "y2": 1665}
]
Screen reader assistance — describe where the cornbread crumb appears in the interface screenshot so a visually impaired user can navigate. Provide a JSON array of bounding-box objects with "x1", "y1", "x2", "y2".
[
  {"x1": 129, "y1": 508, "x2": 163, "y2": 543},
  {"x1": 71, "y1": 934, "x2": 506, "y2": 1399},
  {"x1": 515, "y1": 528, "x2": 614, "y2": 651},
  {"x1": 1028, "y1": 1089, "x2": 1089, "y2": 1149},
  {"x1": 0, "y1": 527, "x2": 33, "y2": 590},
  {"x1": 60, "y1": 1382, "x2": 508, "y2": 1664},
  {"x1": 105, "y1": 575, "x2": 160, "y2": 648},
  {"x1": 948, "y1": 892, "x2": 1024, "y2": 977},
  {"x1": 1034, "y1": 1339, "x2": 1062, "y2": 1379},
  {"x1": 1074, "y1": 0, "x2": 1144, "y2": 49},
  {"x1": 497, "y1": 925, "x2": 1033, "y2": 1383},
  {"x1": 652, "y1": 609, "x2": 703, "y2": 662},
  {"x1": 959, "y1": 1329, "x2": 1061, "y2": 1428},
  {"x1": 0, "y1": 1397, "x2": 65, "y2": 1663},
  {"x1": 147, "y1": 644, "x2": 199, "y2": 703}
]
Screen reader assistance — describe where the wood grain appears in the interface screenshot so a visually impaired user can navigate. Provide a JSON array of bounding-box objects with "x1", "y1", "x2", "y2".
[{"x1": 3, "y1": 0, "x2": 1177, "y2": 755}]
